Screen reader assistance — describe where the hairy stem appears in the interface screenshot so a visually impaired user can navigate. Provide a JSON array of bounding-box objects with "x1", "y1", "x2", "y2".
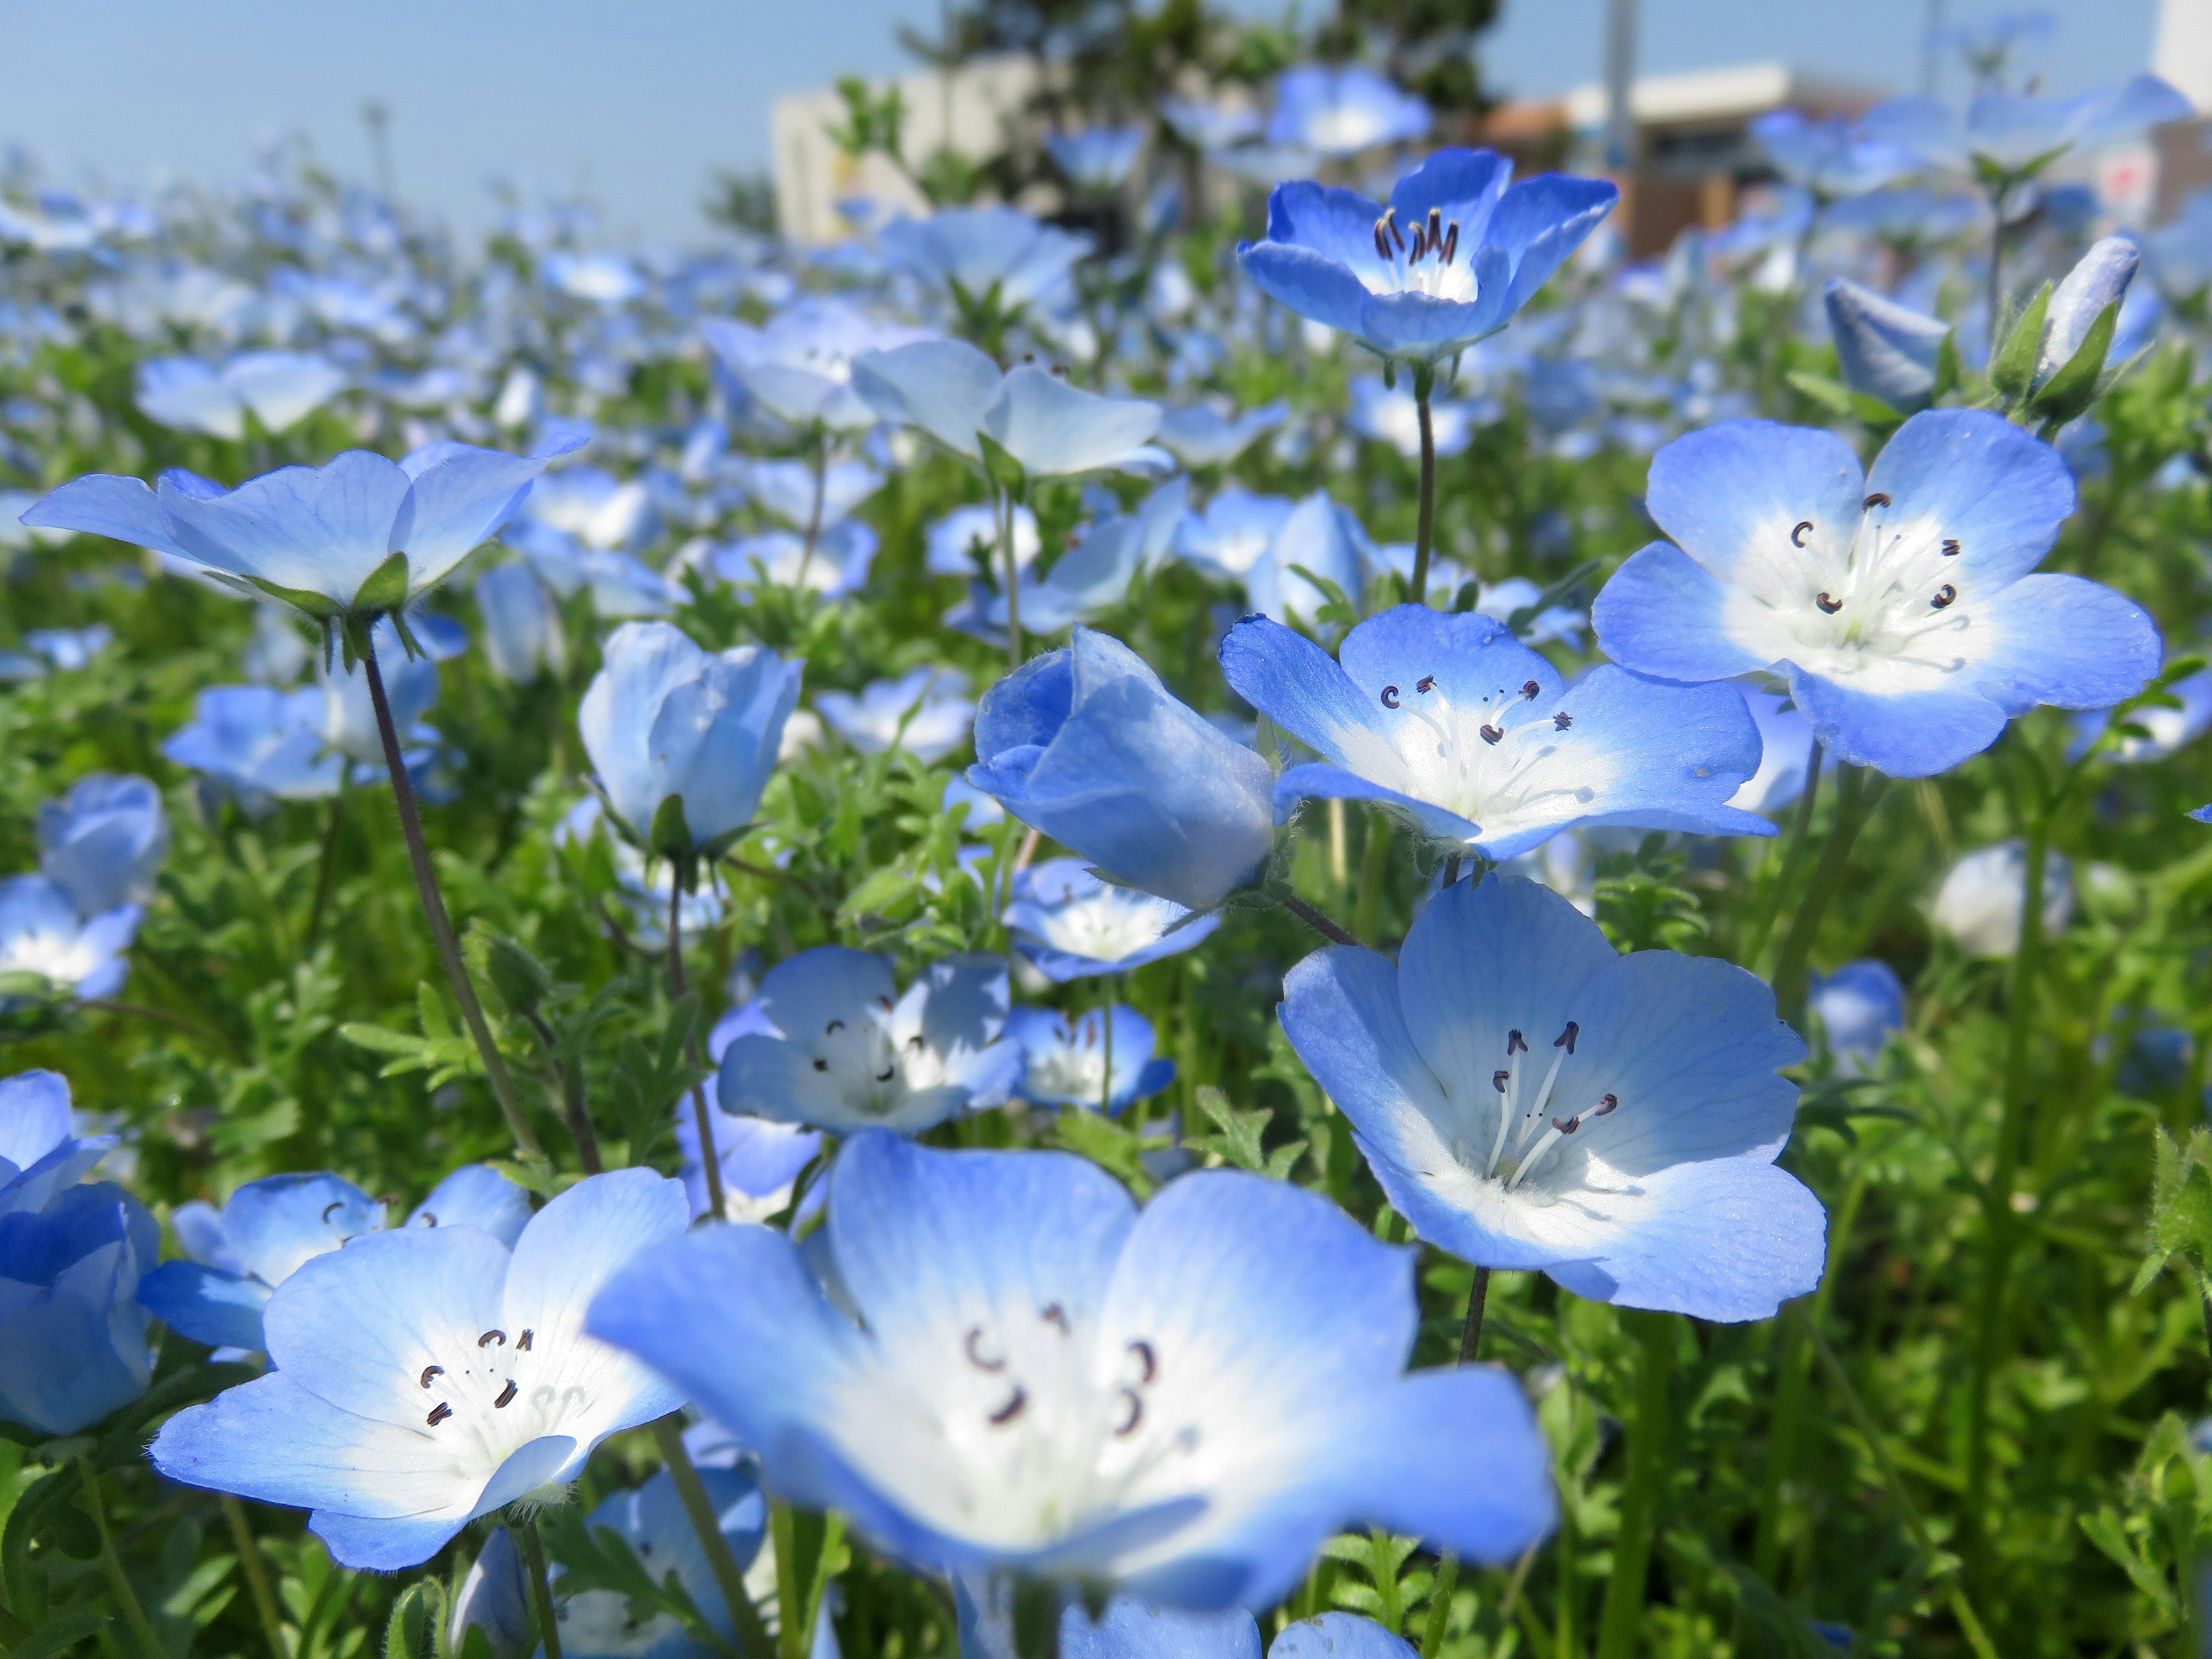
[
  {"x1": 652, "y1": 1416, "x2": 774, "y2": 1659},
  {"x1": 222, "y1": 1493, "x2": 291, "y2": 1659},
  {"x1": 1281, "y1": 892, "x2": 1359, "y2": 948},
  {"x1": 517, "y1": 1513, "x2": 566, "y2": 1659},
  {"x1": 1411, "y1": 379, "x2": 1437, "y2": 605},
  {"x1": 1457, "y1": 1266, "x2": 1491, "y2": 1363},
  {"x1": 302, "y1": 772, "x2": 347, "y2": 950},
  {"x1": 1740, "y1": 741, "x2": 1823, "y2": 967},
  {"x1": 1594, "y1": 1311, "x2": 1673, "y2": 1659},
  {"x1": 1771, "y1": 763, "x2": 1888, "y2": 1029},
  {"x1": 80, "y1": 1459, "x2": 164, "y2": 1659},
  {"x1": 668, "y1": 877, "x2": 729, "y2": 1222},
  {"x1": 361, "y1": 635, "x2": 544, "y2": 1163},
  {"x1": 1001, "y1": 487, "x2": 1024, "y2": 671}
]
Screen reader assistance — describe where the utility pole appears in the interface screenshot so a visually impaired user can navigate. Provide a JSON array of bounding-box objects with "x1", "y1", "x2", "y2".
[
  {"x1": 362, "y1": 100, "x2": 394, "y2": 199},
  {"x1": 1921, "y1": 0, "x2": 1948, "y2": 97},
  {"x1": 1603, "y1": 0, "x2": 1638, "y2": 248}
]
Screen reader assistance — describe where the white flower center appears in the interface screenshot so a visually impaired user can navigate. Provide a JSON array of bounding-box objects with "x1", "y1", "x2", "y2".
[
  {"x1": 415, "y1": 1324, "x2": 592, "y2": 1489},
  {"x1": 1357, "y1": 206, "x2": 1479, "y2": 304},
  {"x1": 1021, "y1": 888, "x2": 1184, "y2": 964},
  {"x1": 802, "y1": 997, "x2": 953, "y2": 1120},
  {"x1": 0, "y1": 923, "x2": 101, "y2": 987}
]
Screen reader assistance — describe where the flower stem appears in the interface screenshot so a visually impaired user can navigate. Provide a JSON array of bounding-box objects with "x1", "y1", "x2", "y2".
[
  {"x1": 1281, "y1": 892, "x2": 1359, "y2": 948},
  {"x1": 1593, "y1": 1310, "x2": 1673, "y2": 1659},
  {"x1": 1419, "y1": 1552, "x2": 1458, "y2": 1658},
  {"x1": 1984, "y1": 194, "x2": 2007, "y2": 359},
  {"x1": 771, "y1": 1503, "x2": 805, "y2": 1659},
  {"x1": 516, "y1": 1513, "x2": 565, "y2": 1659},
  {"x1": 668, "y1": 877, "x2": 730, "y2": 1224},
  {"x1": 1001, "y1": 487, "x2": 1024, "y2": 671},
  {"x1": 1738, "y1": 741, "x2": 1823, "y2": 967},
  {"x1": 221, "y1": 1493, "x2": 291, "y2": 1659},
  {"x1": 78, "y1": 1459, "x2": 164, "y2": 1659},
  {"x1": 302, "y1": 771, "x2": 347, "y2": 951},
  {"x1": 1770, "y1": 763, "x2": 1888, "y2": 1030},
  {"x1": 1100, "y1": 983, "x2": 1115, "y2": 1117},
  {"x1": 1457, "y1": 1266, "x2": 1491, "y2": 1363},
  {"x1": 361, "y1": 635, "x2": 545, "y2": 1165},
  {"x1": 1354, "y1": 812, "x2": 1393, "y2": 944},
  {"x1": 793, "y1": 423, "x2": 828, "y2": 593},
  {"x1": 1411, "y1": 371, "x2": 1437, "y2": 605},
  {"x1": 652, "y1": 1416, "x2": 774, "y2": 1659},
  {"x1": 1963, "y1": 794, "x2": 2053, "y2": 1590}
]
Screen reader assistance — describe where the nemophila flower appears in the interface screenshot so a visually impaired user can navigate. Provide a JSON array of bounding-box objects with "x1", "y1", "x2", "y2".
[
  {"x1": 854, "y1": 341, "x2": 1166, "y2": 480},
  {"x1": 956, "y1": 1575, "x2": 1260, "y2": 1659},
  {"x1": 320, "y1": 615, "x2": 456, "y2": 769},
  {"x1": 702, "y1": 299, "x2": 932, "y2": 430},
  {"x1": 817, "y1": 667, "x2": 975, "y2": 764},
  {"x1": 550, "y1": 1465, "x2": 768, "y2": 1659},
  {"x1": 1176, "y1": 488, "x2": 1293, "y2": 586},
  {"x1": 1156, "y1": 402, "x2": 1287, "y2": 471},
  {"x1": 2071, "y1": 656, "x2": 2212, "y2": 762},
  {"x1": 1749, "y1": 111, "x2": 1910, "y2": 199},
  {"x1": 23, "y1": 433, "x2": 584, "y2": 626},
  {"x1": 0, "y1": 1069, "x2": 156, "y2": 1436},
  {"x1": 736, "y1": 457, "x2": 885, "y2": 529},
  {"x1": 163, "y1": 685, "x2": 343, "y2": 808},
  {"x1": 579, "y1": 621, "x2": 801, "y2": 861},
  {"x1": 1238, "y1": 149, "x2": 1616, "y2": 366},
  {"x1": 677, "y1": 1003, "x2": 824, "y2": 1225},
  {"x1": 544, "y1": 252, "x2": 644, "y2": 306},
  {"x1": 929, "y1": 502, "x2": 1041, "y2": 578},
  {"x1": 518, "y1": 467, "x2": 655, "y2": 556},
  {"x1": 474, "y1": 562, "x2": 567, "y2": 684},
  {"x1": 1281, "y1": 874, "x2": 1824, "y2": 1320},
  {"x1": 2032, "y1": 237, "x2": 2141, "y2": 392},
  {"x1": 1809, "y1": 960, "x2": 1905, "y2": 1075},
  {"x1": 1160, "y1": 95, "x2": 1262, "y2": 154},
  {"x1": 714, "y1": 948, "x2": 1020, "y2": 1135},
  {"x1": 1730, "y1": 689, "x2": 1816, "y2": 817},
  {"x1": 149, "y1": 1169, "x2": 690, "y2": 1570},
  {"x1": 707, "y1": 522, "x2": 879, "y2": 601},
  {"x1": 967, "y1": 629, "x2": 1277, "y2": 912},
  {"x1": 1824, "y1": 279, "x2": 1951, "y2": 412},
  {"x1": 1592, "y1": 411, "x2": 2161, "y2": 778},
  {"x1": 1861, "y1": 75, "x2": 2191, "y2": 181},
  {"x1": 877, "y1": 208, "x2": 1092, "y2": 309},
  {"x1": 1349, "y1": 376, "x2": 1486, "y2": 459},
  {"x1": 1267, "y1": 65, "x2": 1430, "y2": 157},
  {"x1": 449, "y1": 1527, "x2": 533, "y2": 1659},
  {"x1": 39, "y1": 774, "x2": 168, "y2": 916},
  {"x1": 138, "y1": 1164, "x2": 528, "y2": 1353},
  {"x1": 589, "y1": 1132, "x2": 1554, "y2": 1609},
  {"x1": 557, "y1": 799, "x2": 726, "y2": 953},
  {"x1": 0, "y1": 623, "x2": 114, "y2": 680},
  {"x1": 1047, "y1": 127, "x2": 1148, "y2": 192},
  {"x1": 1005, "y1": 858, "x2": 1218, "y2": 982},
  {"x1": 1007, "y1": 1005, "x2": 1176, "y2": 1115},
  {"x1": 1221, "y1": 606, "x2": 1771, "y2": 861},
  {"x1": 0, "y1": 875, "x2": 139, "y2": 1005},
  {"x1": 1932, "y1": 840, "x2": 2074, "y2": 959},
  {"x1": 955, "y1": 482, "x2": 1190, "y2": 643},
  {"x1": 135, "y1": 350, "x2": 346, "y2": 440}
]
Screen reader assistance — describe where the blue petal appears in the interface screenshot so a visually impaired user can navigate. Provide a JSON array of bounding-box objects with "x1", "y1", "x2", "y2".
[
  {"x1": 1336, "y1": 606, "x2": 1532, "y2": 704},
  {"x1": 1238, "y1": 243, "x2": 1372, "y2": 338},
  {"x1": 220, "y1": 1172, "x2": 383, "y2": 1290},
  {"x1": 1272, "y1": 762, "x2": 1482, "y2": 845},
  {"x1": 1062, "y1": 1599, "x2": 1259, "y2": 1659},
  {"x1": 1972, "y1": 571, "x2": 2161, "y2": 714},
  {"x1": 1263, "y1": 180, "x2": 1390, "y2": 285},
  {"x1": 156, "y1": 450, "x2": 413, "y2": 607},
  {"x1": 407, "y1": 1164, "x2": 531, "y2": 1246},
  {"x1": 1645, "y1": 420, "x2": 1865, "y2": 585},
  {"x1": 1861, "y1": 410, "x2": 2075, "y2": 590},
  {"x1": 19, "y1": 475, "x2": 187, "y2": 558},
  {"x1": 1485, "y1": 175, "x2": 1620, "y2": 317},
  {"x1": 1273, "y1": 1613, "x2": 1417, "y2": 1659},
  {"x1": 1786, "y1": 668, "x2": 2009, "y2": 777},
  {"x1": 1591, "y1": 543, "x2": 1774, "y2": 684},
  {"x1": 137, "y1": 1261, "x2": 272, "y2": 1351},
  {"x1": 1218, "y1": 614, "x2": 1384, "y2": 768},
  {"x1": 1387, "y1": 149, "x2": 1514, "y2": 243},
  {"x1": 309, "y1": 1509, "x2": 476, "y2": 1573}
]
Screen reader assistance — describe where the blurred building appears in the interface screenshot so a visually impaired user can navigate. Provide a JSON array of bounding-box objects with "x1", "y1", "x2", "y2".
[
  {"x1": 1480, "y1": 63, "x2": 1883, "y2": 259},
  {"x1": 2154, "y1": 0, "x2": 2212, "y2": 214}
]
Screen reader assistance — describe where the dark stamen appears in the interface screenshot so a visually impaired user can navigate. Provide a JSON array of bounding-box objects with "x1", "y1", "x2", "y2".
[
  {"x1": 876, "y1": 995, "x2": 893, "y2": 1010},
  {"x1": 1521, "y1": 679, "x2": 1540, "y2": 699},
  {"x1": 1041, "y1": 1302, "x2": 1070, "y2": 1333},
  {"x1": 988, "y1": 1386, "x2": 1028, "y2": 1425},
  {"x1": 1386, "y1": 211, "x2": 1406, "y2": 253},
  {"x1": 420, "y1": 1365, "x2": 443, "y2": 1388},
  {"x1": 1492, "y1": 1069, "x2": 1511, "y2": 1093},
  {"x1": 1551, "y1": 1115, "x2": 1581, "y2": 1134},
  {"x1": 1942, "y1": 538, "x2": 1961, "y2": 556},
  {"x1": 494, "y1": 1380, "x2": 518, "y2": 1408},
  {"x1": 1427, "y1": 206, "x2": 1442, "y2": 248},
  {"x1": 1931, "y1": 584, "x2": 1956, "y2": 609},
  {"x1": 427, "y1": 1402, "x2": 453, "y2": 1427},
  {"x1": 517, "y1": 1330, "x2": 533, "y2": 1350},
  {"x1": 964, "y1": 1326, "x2": 1006, "y2": 1373},
  {"x1": 826, "y1": 1019, "x2": 844, "y2": 1034},
  {"x1": 416, "y1": 1212, "x2": 437, "y2": 1227},
  {"x1": 813, "y1": 1058, "x2": 828, "y2": 1071},
  {"x1": 1380, "y1": 684, "x2": 1400, "y2": 709},
  {"x1": 1553, "y1": 711, "x2": 1573, "y2": 730},
  {"x1": 1791, "y1": 521, "x2": 1814, "y2": 547},
  {"x1": 908, "y1": 1034, "x2": 925, "y2": 1050},
  {"x1": 1373, "y1": 222, "x2": 1392, "y2": 262},
  {"x1": 1115, "y1": 1389, "x2": 1144, "y2": 1436},
  {"x1": 1128, "y1": 1339, "x2": 1157, "y2": 1383},
  {"x1": 1408, "y1": 225, "x2": 1426, "y2": 262},
  {"x1": 1441, "y1": 221, "x2": 1459, "y2": 263},
  {"x1": 1594, "y1": 1093, "x2": 1620, "y2": 1116},
  {"x1": 1416, "y1": 675, "x2": 1435, "y2": 694},
  {"x1": 1555, "y1": 1021, "x2": 1578, "y2": 1054},
  {"x1": 875, "y1": 1066, "x2": 895, "y2": 1082},
  {"x1": 1479, "y1": 723, "x2": 1503, "y2": 745},
  {"x1": 1816, "y1": 592, "x2": 1843, "y2": 613},
  {"x1": 1863, "y1": 493, "x2": 1892, "y2": 509},
  {"x1": 1508, "y1": 1029, "x2": 1527, "y2": 1054},
  {"x1": 479, "y1": 1330, "x2": 506, "y2": 1348},
  {"x1": 321, "y1": 1201, "x2": 345, "y2": 1224}
]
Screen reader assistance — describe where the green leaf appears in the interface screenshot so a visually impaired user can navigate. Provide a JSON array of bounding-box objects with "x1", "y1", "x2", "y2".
[
  {"x1": 1988, "y1": 282, "x2": 2053, "y2": 403},
  {"x1": 1786, "y1": 370, "x2": 1857, "y2": 416},
  {"x1": 1046, "y1": 1111, "x2": 1166, "y2": 1195},
  {"x1": 1506, "y1": 559, "x2": 1600, "y2": 638},
  {"x1": 482, "y1": 934, "x2": 557, "y2": 1020},
  {"x1": 1184, "y1": 1086, "x2": 1300, "y2": 1177},
  {"x1": 384, "y1": 1577, "x2": 445, "y2": 1659},
  {"x1": 1933, "y1": 327, "x2": 1963, "y2": 399},
  {"x1": 649, "y1": 794, "x2": 694, "y2": 862},
  {"x1": 976, "y1": 432, "x2": 1025, "y2": 495},
  {"x1": 353, "y1": 550, "x2": 414, "y2": 617},
  {"x1": 241, "y1": 575, "x2": 344, "y2": 622},
  {"x1": 1284, "y1": 563, "x2": 1357, "y2": 628},
  {"x1": 2028, "y1": 300, "x2": 2120, "y2": 427},
  {"x1": 6, "y1": 1609, "x2": 107, "y2": 1659}
]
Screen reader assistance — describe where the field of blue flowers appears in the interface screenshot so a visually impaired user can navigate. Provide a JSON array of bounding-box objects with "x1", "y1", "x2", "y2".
[{"x1": 7, "y1": 11, "x2": 2212, "y2": 1658}]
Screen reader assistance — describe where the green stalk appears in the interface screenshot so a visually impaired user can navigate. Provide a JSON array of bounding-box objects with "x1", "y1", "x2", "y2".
[
  {"x1": 516, "y1": 1514, "x2": 566, "y2": 1659},
  {"x1": 1962, "y1": 801, "x2": 2053, "y2": 1590},
  {"x1": 79, "y1": 1459, "x2": 164, "y2": 1659},
  {"x1": 302, "y1": 771, "x2": 348, "y2": 951},
  {"x1": 1770, "y1": 764, "x2": 1888, "y2": 1029},
  {"x1": 1100, "y1": 984, "x2": 1115, "y2": 1118},
  {"x1": 1738, "y1": 742, "x2": 1823, "y2": 967},
  {"x1": 1354, "y1": 812, "x2": 1393, "y2": 945},
  {"x1": 771, "y1": 1504, "x2": 804, "y2": 1659},
  {"x1": 1001, "y1": 487, "x2": 1024, "y2": 671},
  {"x1": 668, "y1": 877, "x2": 729, "y2": 1222},
  {"x1": 652, "y1": 1418, "x2": 774, "y2": 1659},
  {"x1": 1457, "y1": 1266, "x2": 1491, "y2": 1363},
  {"x1": 1419, "y1": 1554, "x2": 1458, "y2": 1658},
  {"x1": 1594, "y1": 1311, "x2": 1674, "y2": 1659},
  {"x1": 221, "y1": 1493, "x2": 291, "y2": 1659},
  {"x1": 361, "y1": 635, "x2": 546, "y2": 1165},
  {"x1": 1410, "y1": 365, "x2": 1438, "y2": 605}
]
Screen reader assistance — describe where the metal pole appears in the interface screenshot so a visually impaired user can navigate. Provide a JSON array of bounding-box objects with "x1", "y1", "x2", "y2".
[
  {"x1": 1921, "y1": 0, "x2": 1948, "y2": 97},
  {"x1": 1603, "y1": 0, "x2": 1638, "y2": 172}
]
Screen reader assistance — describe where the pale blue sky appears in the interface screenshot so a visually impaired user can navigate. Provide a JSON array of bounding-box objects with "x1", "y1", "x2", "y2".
[{"x1": 0, "y1": 0, "x2": 2163, "y2": 242}]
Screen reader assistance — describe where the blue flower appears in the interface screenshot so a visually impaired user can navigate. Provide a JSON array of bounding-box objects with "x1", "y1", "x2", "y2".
[
  {"x1": 715, "y1": 949, "x2": 1020, "y2": 1135},
  {"x1": 319, "y1": 614, "x2": 453, "y2": 770},
  {"x1": 677, "y1": 1006, "x2": 825, "y2": 1224},
  {"x1": 1931, "y1": 840, "x2": 2073, "y2": 959},
  {"x1": 1862, "y1": 75, "x2": 2192, "y2": 179},
  {"x1": 1155, "y1": 400, "x2": 1288, "y2": 469},
  {"x1": 22, "y1": 434, "x2": 585, "y2": 623},
  {"x1": 138, "y1": 1164, "x2": 529, "y2": 1353},
  {"x1": 0, "y1": 875, "x2": 139, "y2": 1005},
  {"x1": 1176, "y1": 488, "x2": 1294, "y2": 587},
  {"x1": 1592, "y1": 411, "x2": 2161, "y2": 778},
  {"x1": 707, "y1": 523, "x2": 878, "y2": 602},
  {"x1": 1006, "y1": 1005, "x2": 1176, "y2": 1115},
  {"x1": 578, "y1": 621, "x2": 801, "y2": 859},
  {"x1": 149, "y1": 1168, "x2": 690, "y2": 1570},
  {"x1": 1349, "y1": 377, "x2": 1487, "y2": 459},
  {"x1": 551, "y1": 1466, "x2": 768, "y2": 1659},
  {"x1": 958, "y1": 1576, "x2": 1259, "y2": 1659},
  {"x1": 38, "y1": 774, "x2": 168, "y2": 916},
  {"x1": 136, "y1": 350, "x2": 346, "y2": 440},
  {"x1": 450, "y1": 1527, "x2": 534, "y2": 1659},
  {"x1": 588, "y1": 1132, "x2": 1555, "y2": 1609},
  {"x1": 1809, "y1": 960, "x2": 1904, "y2": 1076},
  {"x1": 1280, "y1": 873, "x2": 1824, "y2": 1321},
  {"x1": 967, "y1": 629, "x2": 1277, "y2": 911},
  {"x1": 2072, "y1": 654, "x2": 2212, "y2": 762},
  {"x1": 1730, "y1": 688, "x2": 1817, "y2": 818},
  {"x1": 702, "y1": 298, "x2": 933, "y2": 431},
  {"x1": 817, "y1": 666, "x2": 974, "y2": 764},
  {"x1": 854, "y1": 342, "x2": 1166, "y2": 480},
  {"x1": 1267, "y1": 66, "x2": 1430, "y2": 157},
  {"x1": 1748, "y1": 110, "x2": 1911, "y2": 198},
  {"x1": 173, "y1": 686, "x2": 339, "y2": 811},
  {"x1": 2033, "y1": 237, "x2": 2140, "y2": 391},
  {"x1": 0, "y1": 1070, "x2": 155, "y2": 1435},
  {"x1": 1221, "y1": 606, "x2": 1773, "y2": 861},
  {"x1": 1824, "y1": 279, "x2": 1951, "y2": 412},
  {"x1": 474, "y1": 563, "x2": 567, "y2": 684},
  {"x1": 1238, "y1": 150, "x2": 1616, "y2": 366},
  {"x1": 928, "y1": 503, "x2": 1040, "y2": 578},
  {"x1": 951, "y1": 481, "x2": 1190, "y2": 644},
  {"x1": 1005, "y1": 859, "x2": 1218, "y2": 982},
  {"x1": 1047, "y1": 127, "x2": 1149, "y2": 192},
  {"x1": 1274, "y1": 1615, "x2": 1418, "y2": 1659},
  {"x1": 877, "y1": 208, "x2": 1092, "y2": 309}
]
